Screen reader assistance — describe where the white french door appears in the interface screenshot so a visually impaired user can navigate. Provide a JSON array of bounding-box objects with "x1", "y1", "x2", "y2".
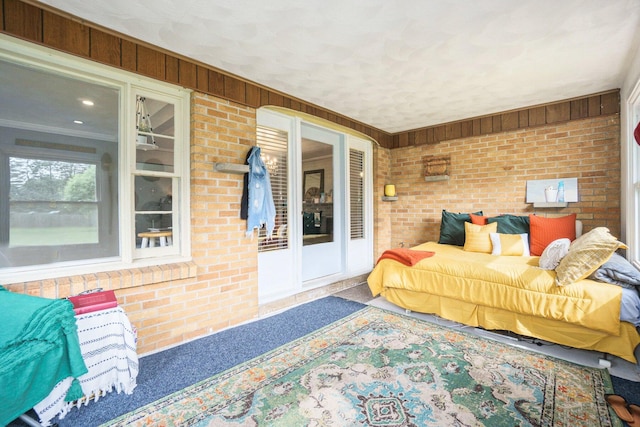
[
  {"x1": 255, "y1": 111, "x2": 295, "y2": 302},
  {"x1": 256, "y1": 108, "x2": 373, "y2": 304},
  {"x1": 300, "y1": 123, "x2": 343, "y2": 282}
]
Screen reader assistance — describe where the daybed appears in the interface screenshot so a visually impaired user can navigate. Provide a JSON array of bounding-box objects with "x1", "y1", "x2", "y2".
[{"x1": 368, "y1": 212, "x2": 640, "y2": 364}]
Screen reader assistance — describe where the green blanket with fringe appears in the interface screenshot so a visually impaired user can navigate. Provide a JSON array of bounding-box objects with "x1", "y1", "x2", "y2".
[{"x1": 0, "y1": 286, "x2": 87, "y2": 425}]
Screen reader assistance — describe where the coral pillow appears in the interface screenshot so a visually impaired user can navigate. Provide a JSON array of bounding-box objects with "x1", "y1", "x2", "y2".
[
  {"x1": 463, "y1": 222, "x2": 498, "y2": 253},
  {"x1": 529, "y1": 214, "x2": 576, "y2": 256},
  {"x1": 490, "y1": 233, "x2": 530, "y2": 256},
  {"x1": 469, "y1": 213, "x2": 488, "y2": 225}
]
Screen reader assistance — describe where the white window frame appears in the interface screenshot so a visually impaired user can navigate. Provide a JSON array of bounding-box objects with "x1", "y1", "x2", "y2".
[
  {"x1": 0, "y1": 35, "x2": 191, "y2": 282},
  {"x1": 627, "y1": 83, "x2": 640, "y2": 269},
  {"x1": 346, "y1": 135, "x2": 374, "y2": 275}
]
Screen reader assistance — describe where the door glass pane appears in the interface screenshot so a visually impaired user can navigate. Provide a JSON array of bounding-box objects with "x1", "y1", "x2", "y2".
[
  {"x1": 257, "y1": 126, "x2": 288, "y2": 252},
  {"x1": 302, "y1": 137, "x2": 333, "y2": 246}
]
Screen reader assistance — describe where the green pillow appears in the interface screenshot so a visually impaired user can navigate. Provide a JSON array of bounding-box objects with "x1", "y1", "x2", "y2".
[
  {"x1": 487, "y1": 214, "x2": 530, "y2": 235},
  {"x1": 438, "y1": 210, "x2": 483, "y2": 246}
]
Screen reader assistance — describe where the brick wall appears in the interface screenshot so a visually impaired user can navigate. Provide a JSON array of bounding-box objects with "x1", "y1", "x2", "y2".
[
  {"x1": 375, "y1": 115, "x2": 621, "y2": 252},
  {"x1": 374, "y1": 145, "x2": 393, "y2": 258},
  {"x1": 189, "y1": 92, "x2": 259, "y2": 327}
]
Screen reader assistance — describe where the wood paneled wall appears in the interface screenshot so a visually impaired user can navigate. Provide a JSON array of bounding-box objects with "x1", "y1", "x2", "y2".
[
  {"x1": 391, "y1": 90, "x2": 620, "y2": 148},
  {"x1": 2, "y1": 0, "x2": 620, "y2": 150}
]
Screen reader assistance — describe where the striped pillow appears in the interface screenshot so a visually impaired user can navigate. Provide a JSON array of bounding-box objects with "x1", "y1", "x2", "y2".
[
  {"x1": 555, "y1": 227, "x2": 627, "y2": 286},
  {"x1": 463, "y1": 222, "x2": 498, "y2": 253},
  {"x1": 529, "y1": 213, "x2": 576, "y2": 256}
]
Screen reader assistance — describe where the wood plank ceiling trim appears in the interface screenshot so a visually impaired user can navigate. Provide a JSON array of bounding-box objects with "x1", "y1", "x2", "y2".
[
  {"x1": 391, "y1": 90, "x2": 620, "y2": 149},
  {"x1": 2, "y1": 0, "x2": 620, "y2": 150}
]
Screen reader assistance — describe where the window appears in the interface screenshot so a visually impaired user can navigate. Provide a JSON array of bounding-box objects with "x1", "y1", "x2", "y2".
[
  {"x1": 0, "y1": 39, "x2": 190, "y2": 280},
  {"x1": 256, "y1": 126, "x2": 289, "y2": 252},
  {"x1": 133, "y1": 94, "x2": 180, "y2": 255},
  {"x1": 633, "y1": 102, "x2": 640, "y2": 268},
  {"x1": 626, "y1": 76, "x2": 640, "y2": 269},
  {"x1": 349, "y1": 148, "x2": 365, "y2": 239}
]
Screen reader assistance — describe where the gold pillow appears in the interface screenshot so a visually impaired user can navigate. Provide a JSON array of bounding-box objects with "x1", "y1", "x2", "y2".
[
  {"x1": 463, "y1": 222, "x2": 498, "y2": 253},
  {"x1": 555, "y1": 227, "x2": 627, "y2": 286}
]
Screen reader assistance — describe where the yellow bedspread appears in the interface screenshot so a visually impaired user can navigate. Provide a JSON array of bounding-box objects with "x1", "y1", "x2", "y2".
[{"x1": 368, "y1": 242, "x2": 623, "y2": 336}]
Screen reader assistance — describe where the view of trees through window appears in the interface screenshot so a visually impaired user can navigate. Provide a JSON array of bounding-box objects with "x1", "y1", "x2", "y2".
[{"x1": 9, "y1": 157, "x2": 98, "y2": 246}]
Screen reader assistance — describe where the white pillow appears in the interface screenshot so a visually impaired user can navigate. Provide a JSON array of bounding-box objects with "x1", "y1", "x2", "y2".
[{"x1": 539, "y1": 238, "x2": 571, "y2": 270}]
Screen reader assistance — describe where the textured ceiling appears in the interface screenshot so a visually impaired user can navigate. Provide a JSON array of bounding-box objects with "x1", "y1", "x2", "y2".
[{"x1": 38, "y1": 0, "x2": 640, "y2": 133}]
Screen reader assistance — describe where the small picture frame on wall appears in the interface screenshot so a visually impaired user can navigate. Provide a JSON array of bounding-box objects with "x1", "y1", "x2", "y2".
[{"x1": 526, "y1": 178, "x2": 578, "y2": 203}]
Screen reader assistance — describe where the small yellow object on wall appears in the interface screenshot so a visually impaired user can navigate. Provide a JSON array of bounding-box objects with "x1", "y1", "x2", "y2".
[{"x1": 384, "y1": 184, "x2": 396, "y2": 197}]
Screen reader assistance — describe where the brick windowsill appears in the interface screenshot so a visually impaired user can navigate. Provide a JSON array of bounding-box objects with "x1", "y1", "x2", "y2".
[{"x1": 3, "y1": 261, "x2": 199, "y2": 299}]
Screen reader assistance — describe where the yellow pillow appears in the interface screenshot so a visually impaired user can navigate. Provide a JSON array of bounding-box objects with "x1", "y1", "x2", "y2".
[
  {"x1": 555, "y1": 227, "x2": 627, "y2": 286},
  {"x1": 490, "y1": 233, "x2": 530, "y2": 256},
  {"x1": 463, "y1": 222, "x2": 498, "y2": 253}
]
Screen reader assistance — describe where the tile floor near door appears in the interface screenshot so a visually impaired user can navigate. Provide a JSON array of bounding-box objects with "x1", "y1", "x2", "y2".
[
  {"x1": 336, "y1": 283, "x2": 640, "y2": 382},
  {"x1": 333, "y1": 282, "x2": 374, "y2": 304}
]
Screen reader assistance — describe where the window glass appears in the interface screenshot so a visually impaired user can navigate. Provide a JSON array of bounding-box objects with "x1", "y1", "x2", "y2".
[
  {"x1": 0, "y1": 60, "x2": 119, "y2": 268},
  {"x1": 134, "y1": 93, "x2": 178, "y2": 254},
  {"x1": 10, "y1": 157, "x2": 98, "y2": 246},
  {"x1": 135, "y1": 176, "x2": 173, "y2": 248},
  {"x1": 136, "y1": 96, "x2": 175, "y2": 173}
]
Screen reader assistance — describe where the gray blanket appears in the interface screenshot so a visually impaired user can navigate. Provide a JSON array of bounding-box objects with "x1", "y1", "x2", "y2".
[{"x1": 589, "y1": 253, "x2": 640, "y2": 289}]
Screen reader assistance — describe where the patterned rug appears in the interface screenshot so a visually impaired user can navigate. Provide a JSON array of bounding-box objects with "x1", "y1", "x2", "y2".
[{"x1": 104, "y1": 306, "x2": 621, "y2": 427}]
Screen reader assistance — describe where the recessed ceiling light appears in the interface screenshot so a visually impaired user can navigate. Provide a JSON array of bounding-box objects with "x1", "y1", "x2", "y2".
[
  {"x1": 74, "y1": 120, "x2": 84, "y2": 124},
  {"x1": 82, "y1": 100, "x2": 94, "y2": 106}
]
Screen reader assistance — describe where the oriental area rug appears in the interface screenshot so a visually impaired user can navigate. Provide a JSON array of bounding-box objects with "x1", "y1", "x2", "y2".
[{"x1": 104, "y1": 306, "x2": 621, "y2": 427}]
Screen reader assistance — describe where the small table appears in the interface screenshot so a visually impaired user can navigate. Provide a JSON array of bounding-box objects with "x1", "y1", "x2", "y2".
[{"x1": 138, "y1": 230, "x2": 173, "y2": 248}]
